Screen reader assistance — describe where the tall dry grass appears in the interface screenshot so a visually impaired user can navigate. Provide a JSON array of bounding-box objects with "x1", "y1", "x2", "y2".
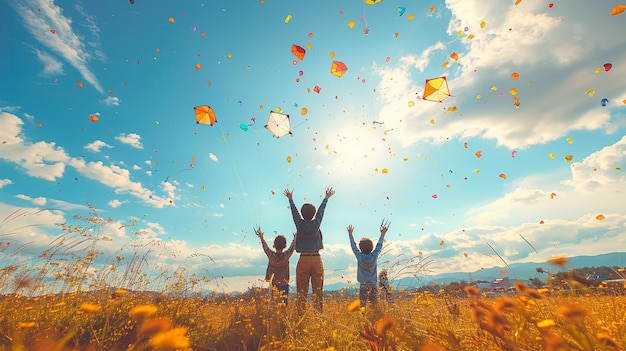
[{"x1": 0, "y1": 208, "x2": 624, "y2": 350}]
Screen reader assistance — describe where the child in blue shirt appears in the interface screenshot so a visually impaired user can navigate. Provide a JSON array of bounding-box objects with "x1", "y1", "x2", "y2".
[{"x1": 347, "y1": 219, "x2": 389, "y2": 307}]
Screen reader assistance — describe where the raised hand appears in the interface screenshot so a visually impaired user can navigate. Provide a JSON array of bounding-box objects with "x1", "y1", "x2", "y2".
[
  {"x1": 325, "y1": 187, "x2": 335, "y2": 199},
  {"x1": 347, "y1": 224, "x2": 354, "y2": 235},
  {"x1": 380, "y1": 218, "x2": 391, "y2": 237},
  {"x1": 253, "y1": 226, "x2": 264, "y2": 238},
  {"x1": 283, "y1": 188, "x2": 293, "y2": 200}
]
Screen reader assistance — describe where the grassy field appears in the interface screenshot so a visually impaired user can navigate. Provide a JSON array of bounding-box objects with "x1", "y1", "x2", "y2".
[
  {"x1": 0, "y1": 284, "x2": 624, "y2": 350},
  {"x1": 1, "y1": 209, "x2": 624, "y2": 350}
]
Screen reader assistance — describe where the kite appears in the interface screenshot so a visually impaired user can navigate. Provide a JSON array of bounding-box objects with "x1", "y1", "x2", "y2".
[
  {"x1": 194, "y1": 105, "x2": 217, "y2": 126},
  {"x1": 397, "y1": 7, "x2": 405, "y2": 16},
  {"x1": 610, "y1": 5, "x2": 626, "y2": 15},
  {"x1": 264, "y1": 111, "x2": 292, "y2": 138},
  {"x1": 422, "y1": 76, "x2": 451, "y2": 103},
  {"x1": 239, "y1": 117, "x2": 256, "y2": 131},
  {"x1": 291, "y1": 45, "x2": 306, "y2": 60},
  {"x1": 330, "y1": 61, "x2": 348, "y2": 78},
  {"x1": 365, "y1": 0, "x2": 382, "y2": 4}
]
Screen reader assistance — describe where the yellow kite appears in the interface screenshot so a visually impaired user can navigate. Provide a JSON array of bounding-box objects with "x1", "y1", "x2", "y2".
[
  {"x1": 422, "y1": 76, "x2": 451, "y2": 103},
  {"x1": 330, "y1": 61, "x2": 348, "y2": 77}
]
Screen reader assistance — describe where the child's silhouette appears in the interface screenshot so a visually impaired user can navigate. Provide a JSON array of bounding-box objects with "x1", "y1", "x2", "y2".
[
  {"x1": 347, "y1": 219, "x2": 389, "y2": 307},
  {"x1": 284, "y1": 187, "x2": 335, "y2": 314}
]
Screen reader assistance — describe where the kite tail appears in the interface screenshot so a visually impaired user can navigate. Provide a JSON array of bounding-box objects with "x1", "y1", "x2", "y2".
[{"x1": 362, "y1": 1, "x2": 369, "y2": 34}]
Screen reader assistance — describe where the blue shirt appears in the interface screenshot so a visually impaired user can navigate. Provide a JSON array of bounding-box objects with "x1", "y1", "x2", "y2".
[{"x1": 349, "y1": 234, "x2": 384, "y2": 285}]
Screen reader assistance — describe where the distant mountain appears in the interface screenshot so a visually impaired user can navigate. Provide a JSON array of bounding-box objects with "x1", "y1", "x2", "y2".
[{"x1": 324, "y1": 251, "x2": 626, "y2": 291}]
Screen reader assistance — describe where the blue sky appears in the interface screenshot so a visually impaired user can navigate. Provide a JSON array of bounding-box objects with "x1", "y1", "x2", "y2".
[{"x1": 1, "y1": 0, "x2": 625, "y2": 293}]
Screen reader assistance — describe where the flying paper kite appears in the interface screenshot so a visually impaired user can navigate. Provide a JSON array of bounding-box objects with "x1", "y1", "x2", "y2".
[
  {"x1": 291, "y1": 45, "x2": 306, "y2": 60},
  {"x1": 330, "y1": 61, "x2": 348, "y2": 77},
  {"x1": 194, "y1": 105, "x2": 217, "y2": 126},
  {"x1": 365, "y1": 0, "x2": 382, "y2": 4},
  {"x1": 264, "y1": 111, "x2": 292, "y2": 138},
  {"x1": 610, "y1": 4, "x2": 626, "y2": 15},
  {"x1": 422, "y1": 76, "x2": 451, "y2": 102}
]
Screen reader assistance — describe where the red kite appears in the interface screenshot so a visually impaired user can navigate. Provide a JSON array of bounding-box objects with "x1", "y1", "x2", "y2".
[{"x1": 291, "y1": 44, "x2": 305, "y2": 60}]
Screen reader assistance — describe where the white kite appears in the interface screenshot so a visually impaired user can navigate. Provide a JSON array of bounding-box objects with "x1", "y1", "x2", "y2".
[{"x1": 264, "y1": 111, "x2": 292, "y2": 138}]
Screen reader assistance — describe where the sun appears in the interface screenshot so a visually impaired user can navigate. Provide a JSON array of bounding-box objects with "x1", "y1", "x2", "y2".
[{"x1": 318, "y1": 125, "x2": 390, "y2": 179}]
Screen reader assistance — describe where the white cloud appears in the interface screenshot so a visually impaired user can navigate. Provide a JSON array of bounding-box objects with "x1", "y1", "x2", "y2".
[
  {"x1": 11, "y1": 0, "x2": 104, "y2": 93},
  {"x1": 84, "y1": 140, "x2": 112, "y2": 153},
  {"x1": 0, "y1": 106, "x2": 21, "y2": 114},
  {"x1": 102, "y1": 96, "x2": 120, "y2": 106},
  {"x1": 31, "y1": 197, "x2": 47, "y2": 206},
  {"x1": 108, "y1": 199, "x2": 125, "y2": 208},
  {"x1": 115, "y1": 133, "x2": 143, "y2": 149},
  {"x1": 0, "y1": 112, "x2": 69, "y2": 181},
  {"x1": 34, "y1": 49, "x2": 64, "y2": 76},
  {"x1": 132, "y1": 165, "x2": 142, "y2": 170},
  {"x1": 464, "y1": 136, "x2": 625, "y2": 238},
  {"x1": 68, "y1": 158, "x2": 173, "y2": 208},
  {"x1": 101, "y1": 220, "x2": 127, "y2": 239},
  {"x1": 14, "y1": 194, "x2": 32, "y2": 201},
  {"x1": 161, "y1": 181, "x2": 177, "y2": 202},
  {"x1": 46, "y1": 198, "x2": 88, "y2": 211},
  {"x1": 564, "y1": 135, "x2": 626, "y2": 193},
  {"x1": 0, "y1": 179, "x2": 12, "y2": 189},
  {"x1": 0, "y1": 203, "x2": 66, "y2": 238},
  {"x1": 373, "y1": 0, "x2": 626, "y2": 149}
]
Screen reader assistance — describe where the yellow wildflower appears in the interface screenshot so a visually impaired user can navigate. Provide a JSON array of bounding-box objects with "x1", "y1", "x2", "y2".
[
  {"x1": 536, "y1": 319, "x2": 556, "y2": 329},
  {"x1": 347, "y1": 299, "x2": 361, "y2": 312},
  {"x1": 375, "y1": 317, "x2": 397, "y2": 335},
  {"x1": 547, "y1": 256, "x2": 568, "y2": 266},
  {"x1": 17, "y1": 322, "x2": 36, "y2": 329},
  {"x1": 149, "y1": 327, "x2": 190, "y2": 349},
  {"x1": 558, "y1": 302, "x2": 587, "y2": 327},
  {"x1": 464, "y1": 285, "x2": 480, "y2": 297},
  {"x1": 80, "y1": 303, "x2": 101, "y2": 313},
  {"x1": 596, "y1": 333, "x2": 619, "y2": 349},
  {"x1": 130, "y1": 304, "x2": 158, "y2": 319},
  {"x1": 138, "y1": 318, "x2": 173, "y2": 338}
]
